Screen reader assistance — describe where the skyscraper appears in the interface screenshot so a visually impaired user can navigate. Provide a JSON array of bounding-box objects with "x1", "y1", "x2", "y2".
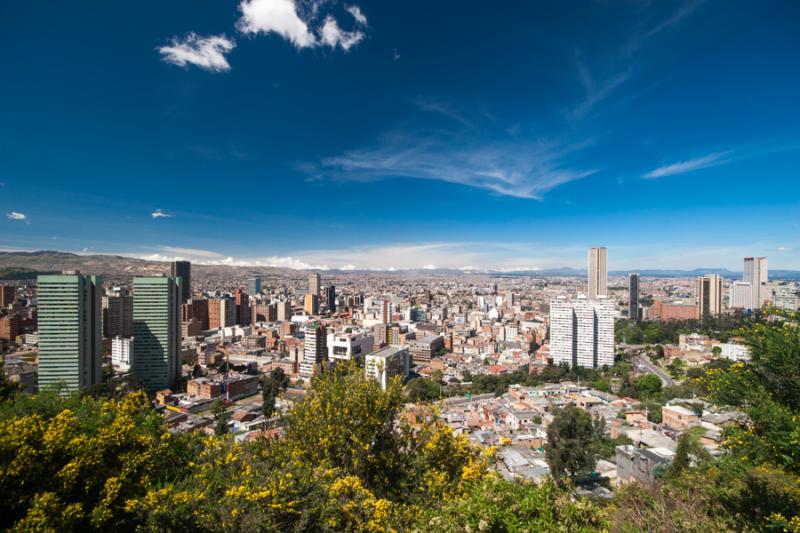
[
  {"x1": 743, "y1": 257, "x2": 768, "y2": 310},
  {"x1": 0, "y1": 285, "x2": 14, "y2": 307},
  {"x1": 102, "y1": 289, "x2": 133, "y2": 338},
  {"x1": 300, "y1": 321, "x2": 326, "y2": 377},
  {"x1": 588, "y1": 247, "x2": 608, "y2": 299},
  {"x1": 326, "y1": 285, "x2": 336, "y2": 312},
  {"x1": 550, "y1": 296, "x2": 614, "y2": 369},
  {"x1": 235, "y1": 289, "x2": 251, "y2": 325},
  {"x1": 208, "y1": 298, "x2": 235, "y2": 329},
  {"x1": 277, "y1": 300, "x2": 292, "y2": 322},
  {"x1": 309, "y1": 272, "x2": 321, "y2": 298},
  {"x1": 696, "y1": 274, "x2": 723, "y2": 319},
  {"x1": 170, "y1": 261, "x2": 192, "y2": 303},
  {"x1": 37, "y1": 273, "x2": 103, "y2": 393},
  {"x1": 730, "y1": 281, "x2": 752, "y2": 310},
  {"x1": 132, "y1": 276, "x2": 181, "y2": 391},
  {"x1": 304, "y1": 293, "x2": 319, "y2": 315},
  {"x1": 628, "y1": 273, "x2": 640, "y2": 321},
  {"x1": 247, "y1": 277, "x2": 262, "y2": 296}
]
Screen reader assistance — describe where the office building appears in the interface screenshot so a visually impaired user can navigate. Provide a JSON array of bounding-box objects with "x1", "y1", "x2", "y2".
[
  {"x1": 628, "y1": 273, "x2": 640, "y2": 321},
  {"x1": 550, "y1": 296, "x2": 614, "y2": 369},
  {"x1": 696, "y1": 274, "x2": 723, "y2": 319},
  {"x1": 730, "y1": 281, "x2": 752, "y2": 310},
  {"x1": 771, "y1": 285, "x2": 799, "y2": 311},
  {"x1": 327, "y1": 331, "x2": 374, "y2": 362},
  {"x1": 326, "y1": 285, "x2": 336, "y2": 312},
  {"x1": 743, "y1": 257, "x2": 768, "y2": 310},
  {"x1": 304, "y1": 293, "x2": 319, "y2": 315},
  {"x1": 309, "y1": 272, "x2": 321, "y2": 298},
  {"x1": 407, "y1": 334, "x2": 444, "y2": 365},
  {"x1": 588, "y1": 247, "x2": 608, "y2": 299},
  {"x1": 0, "y1": 316, "x2": 20, "y2": 341},
  {"x1": 253, "y1": 302, "x2": 277, "y2": 322},
  {"x1": 365, "y1": 346, "x2": 410, "y2": 390},
  {"x1": 247, "y1": 277, "x2": 262, "y2": 296},
  {"x1": 300, "y1": 321, "x2": 326, "y2": 377},
  {"x1": 650, "y1": 301, "x2": 699, "y2": 321},
  {"x1": 170, "y1": 261, "x2": 192, "y2": 303},
  {"x1": 235, "y1": 289, "x2": 251, "y2": 325},
  {"x1": 132, "y1": 276, "x2": 181, "y2": 391},
  {"x1": 37, "y1": 273, "x2": 103, "y2": 393}
]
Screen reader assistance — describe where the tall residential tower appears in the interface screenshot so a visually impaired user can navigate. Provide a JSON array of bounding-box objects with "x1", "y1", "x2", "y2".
[
  {"x1": 588, "y1": 247, "x2": 608, "y2": 299},
  {"x1": 743, "y1": 257, "x2": 768, "y2": 310}
]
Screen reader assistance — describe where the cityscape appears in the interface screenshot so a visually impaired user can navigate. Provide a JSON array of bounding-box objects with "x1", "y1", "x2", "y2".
[{"x1": 2, "y1": 1, "x2": 800, "y2": 531}]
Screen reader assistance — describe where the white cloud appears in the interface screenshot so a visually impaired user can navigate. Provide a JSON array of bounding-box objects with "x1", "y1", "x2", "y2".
[
  {"x1": 158, "y1": 246, "x2": 224, "y2": 259},
  {"x1": 319, "y1": 16, "x2": 364, "y2": 51},
  {"x1": 151, "y1": 209, "x2": 172, "y2": 219},
  {"x1": 158, "y1": 33, "x2": 236, "y2": 72},
  {"x1": 643, "y1": 151, "x2": 730, "y2": 178},
  {"x1": 346, "y1": 5, "x2": 367, "y2": 25},
  {"x1": 237, "y1": 0, "x2": 318, "y2": 48},
  {"x1": 6, "y1": 212, "x2": 27, "y2": 222}
]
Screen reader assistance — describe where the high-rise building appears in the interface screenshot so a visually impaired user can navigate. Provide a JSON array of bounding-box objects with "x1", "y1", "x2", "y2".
[
  {"x1": 235, "y1": 289, "x2": 251, "y2": 325},
  {"x1": 300, "y1": 321, "x2": 326, "y2": 377},
  {"x1": 0, "y1": 285, "x2": 14, "y2": 307},
  {"x1": 696, "y1": 274, "x2": 723, "y2": 319},
  {"x1": 743, "y1": 257, "x2": 768, "y2": 310},
  {"x1": 247, "y1": 277, "x2": 262, "y2": 296},
  {"x1": 588, "y1": 247, "x2": 608, "y2": 299},
  {"x1": 37, "y1": 273, "x2": 103, "y2": 393},
  {"x1": 132, "y1": 276, "x2": 181, "y2": 391},
  {"x1": 277, "y1": 300, "x2": 292, "y2": 322},
  {"x1": 628, "y1": 273, "x2": 640, "y2": 321},
  {"x1": 304, "y1": 293, "x2": 319, "y2": 315},
  {"x1": 170, "y1": 261, "x2": 192, "y2": 303},
  {"x1": 730, "y1": 281, "x2": 752, "y2": 310},
  {"x1": 326, "y1": 285, "x2": 336, "y2": 312},
  {"x1": 208, "y1": 298, "x2": 235, "y2": 329},
  {"x1": 550, "y1": 296, "x2": 614, "y2": 369},
  {"x1": 0, "y1": 316, "x2": 20, "y2": 341},
  {"x1": 111, "y1": 336, "x2": 133, "y2": 369},
  {"x1": 191, "y1": 298, "x2": 209, "y2": 329},
  {"x1": 102, "y1": 290, "x2": 133, "y2": 338},
  {"x1": 309, "y1": 272, "x2": 321, "y2": 298}
]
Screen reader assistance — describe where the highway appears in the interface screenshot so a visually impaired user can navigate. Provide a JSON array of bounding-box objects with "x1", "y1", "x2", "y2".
[{"x1": 632, "y1": 354, "x2": 676, "y2": 387}]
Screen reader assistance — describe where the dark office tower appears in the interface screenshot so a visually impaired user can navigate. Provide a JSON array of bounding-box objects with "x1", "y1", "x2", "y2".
[
  {"x1": 326, "y1": 285, "x2": 336, "y2": 312},
  {"x1": 628, "y1": 273, "x2": 640, "y2": 321},
  {"x1": 0, "y1": 285, "x2": 14, "y2": 307},
  {"x1": 170, "y1": 261, "x2": 191, "y2": 303},
  {"x1": 235, "y1": 289, "x2": 251, "y2": 325},
  {"x1": 247, "y1": 277, "x2": 262, "y2": 296}
]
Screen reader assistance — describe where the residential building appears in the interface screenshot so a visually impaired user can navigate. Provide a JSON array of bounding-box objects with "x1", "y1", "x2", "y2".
[
  {"x1": 208, "y1": 298, "x2": 235, "y2": 329},
  {"x1": 771, "y1": 285, "x2": 799, "y2": 311},
  {"x1": 730, "y1": 281, "x2": 752, "y2": 310},
  {"x1": 0, "y1": 316, "x2": 20, "y2": 341},
  {"x1": 616, "y1": 445, "x2": 675, "y2": 485},
  {"x1": 743, "y1": 256, "x2": 768, "y2": 310},
  {"x1": 37, "y1": 273, "x2": 103, "y2": 393},
  {"x1": 111, "y1": 336, "x2": 133, "y2": 369},
  {"x1": 132, "y1": 276, "x2": 181, "y2": 391},
  {"x1": 628, "y1": 273, "x2": 640, "y2": 321},
  {"x1": 549, "y1": 296, "x2": 614, "y2": 369},
  {"x1": 0, "y1": 285, "x2": 14, "y2": 307},
  {"x1": 170, "y1": 260, "x2": 192, "y2": 303},
  {"x1": 662, "y1": 404, "x2": 700, "y2": 430},
  {"x1": 300, "y1": 321, "x2": 326, "y2": 377},
  {"x1": 588, "y1": 247, "x2": 608, "y2": 299},
  {"x1": 696, "y1": 274, "x2": 722, "y2": 319},
  {"x1": 277, "y1": 300, "x2": 292, "y2": 322},
  {"x1": 408, "y1": 334, "x2": 444, "y2": 365},
  {"x1": 327, "y1": 331, "x2": 374, "y2": 362},
  {"x1": 365, "y1": 346, "x2": 410, "y2": 390},
  {"x1": 650, "y1": 301, "x2": 699, "y2": 321}
]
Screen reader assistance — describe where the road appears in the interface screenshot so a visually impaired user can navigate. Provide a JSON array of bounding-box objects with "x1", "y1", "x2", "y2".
[{"x1": 632, "y1": 354, "x2": 676, "y2": 387}]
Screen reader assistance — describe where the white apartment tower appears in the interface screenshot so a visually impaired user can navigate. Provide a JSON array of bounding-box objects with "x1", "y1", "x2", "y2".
[
  {"x1": 730, "y1": 281, "x2": 752, "y2": 310},
  {"x1": 550, "y1": 296, "x2": 614, "y2": 369},
  {"x1": 300, "y1": 321, "x2": 326, "y2": 377},
  {"x1": 588, "y1": 247, "x2": 608, "y2": 299},
  {"x1": 743, "y1": 257, "x2": 768, "y2": 310}
]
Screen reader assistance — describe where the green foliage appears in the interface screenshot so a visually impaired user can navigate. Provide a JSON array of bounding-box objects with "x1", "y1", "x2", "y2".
[
  {"x1": 261, "y1": 368, "x2": 289, "y2": 419},
  {"x1": 545, "y1": 404, "x2": 598, "y2": 483},
  {"x1": 406, "y1": 377, "x2": 441, "y2": 402},
  {"x1": 632, "y1": 374, "x2": 662, "y2": 398}
]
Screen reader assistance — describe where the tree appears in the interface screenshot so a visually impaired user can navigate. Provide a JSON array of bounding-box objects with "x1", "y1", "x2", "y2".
[
  {"x1": 261, "y1": 368, "x2": 290, "y2": 419},
  {"x1": 545, "y1": 404, "x2": 597, "y2": 484},
  {"x1": 211, "y1": 398, "x2": 229, "y2": 435},
  {"x1": 633, "y1": 374, "x2": 662, "y2": 398}
]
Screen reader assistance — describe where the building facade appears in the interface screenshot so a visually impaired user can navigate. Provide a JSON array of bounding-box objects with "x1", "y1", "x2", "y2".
[
  {"x1": 365, "y1": 346, "x2": 410, "y2": 390},
  {"x1": 628, "y1": 273, "x2": 640, "y2": 321},
  {"x1": 696, "y1": 274, "x2": 722, "y2": 319},
  {"x1": 550, "y1": 296, "x2": 614, "y2": 369},
  {"x1": 743, "y1": 257, "x2": 768, "y2": 310},
  {"x1": 132, "y1": 276, "x2": 181, "y2": 391},
  {"x1": 300, "y1": 321, "x2": 326, "y2": 377},
  {"x1": 170, "y1": 261, "x2": 192, "y2": 303},
  {"x1": 588, "y1": 247, "x2": 608, "y2": 299}
]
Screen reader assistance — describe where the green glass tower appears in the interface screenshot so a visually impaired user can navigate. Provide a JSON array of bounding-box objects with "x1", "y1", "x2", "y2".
[
  {"x1": 37, "y1": 273, "x2": 103, "y2": 393},
  {"x1": 132, "y1": 276, "x2": 181, "y2": 391}
]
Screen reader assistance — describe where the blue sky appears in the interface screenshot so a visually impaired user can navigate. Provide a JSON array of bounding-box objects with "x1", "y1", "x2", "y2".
[{"x1": 1, "y1": 0, "x2": 799, "y2": 270}]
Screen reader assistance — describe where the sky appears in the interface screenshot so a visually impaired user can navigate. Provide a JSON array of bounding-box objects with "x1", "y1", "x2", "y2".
[{"x1": 1, "y1": 0, "x2": 800, "y2": 271}]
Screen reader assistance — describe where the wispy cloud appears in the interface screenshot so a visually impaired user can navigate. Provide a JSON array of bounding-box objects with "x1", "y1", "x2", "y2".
[
  {"x1": 319, "y1": 16, "x2": 365, "y2": 51},
  {"x1": 571, "y1": 58, "x2": 632, "y2": 119},
  {"x1": 643, "y1": 151, "x2": 731, "y2": 179},
  {"x1": 6, "y1": 212, "x2": 29, "y2": 224},
  {"x1": 320, "y1": 131, "x2": 596, "y2": 200},
  {"x1": 643, "y1": 0, "x2": 707, "y2": 39},
  {"x1": 346, "y1": 5, "x2": 367, "y2": 26},
  {"x1": 151, "y1": 209, "x2": 172, "y2": 219},
  {"x1": 414, "y1": 97, "x2": 473, "y2": 128},
  {"x1": 158, "y1": 33, "x2": 236, "y2": 72},
  {"x1": 158, "y1": 246, "x2": 223, "y2": 259}
]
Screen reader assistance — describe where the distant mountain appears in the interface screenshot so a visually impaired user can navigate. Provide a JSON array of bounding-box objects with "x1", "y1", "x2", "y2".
[{"x1": 1, "y1": 251, "x2": 799, "y2": 280}]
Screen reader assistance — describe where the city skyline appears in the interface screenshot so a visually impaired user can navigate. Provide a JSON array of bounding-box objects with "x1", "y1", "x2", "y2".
[{"x1": 2, "y1": 1, "x2": 800, "y2": 270}]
